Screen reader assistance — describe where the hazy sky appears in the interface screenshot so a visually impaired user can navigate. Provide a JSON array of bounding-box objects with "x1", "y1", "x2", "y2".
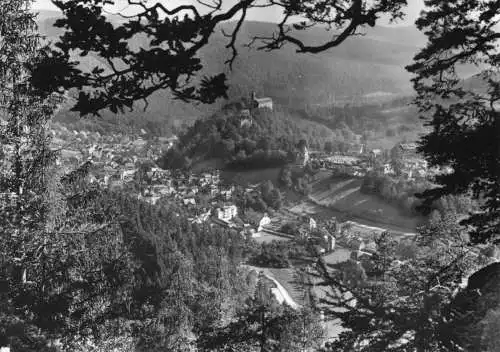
[{"x1": 33, "y1": 0, "x2": 424, "y2": 26}]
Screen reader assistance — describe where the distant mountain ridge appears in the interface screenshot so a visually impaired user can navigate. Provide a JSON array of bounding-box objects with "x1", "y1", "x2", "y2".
[{"x1": 36, "y1": 10, "x2": 424, "y2": 133}]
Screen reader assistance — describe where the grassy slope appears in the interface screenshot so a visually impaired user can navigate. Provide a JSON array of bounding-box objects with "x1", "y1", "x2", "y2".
[
  {"x1": 308, "y1": 175, "x2": 421, "y2": 231},
  {"x1": 216, "y1": 160, "x2": 421, "y2": 232},
  {"x1": 216, "y1": 161, "x2": 420, "y2": 234}
]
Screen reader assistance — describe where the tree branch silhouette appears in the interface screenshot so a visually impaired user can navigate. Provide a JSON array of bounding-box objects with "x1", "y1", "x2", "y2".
[{"x1": 31, "y1": 0, "x2": 408, "y2": 115}]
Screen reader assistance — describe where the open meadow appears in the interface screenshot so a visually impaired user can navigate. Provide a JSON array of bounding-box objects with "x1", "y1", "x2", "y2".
[
  {"x1": 221, "y1": 167, "x2": 282, "y2": 186},
  {"x1": 307, "y1": 175, "x2": 422, "y2": 233}
]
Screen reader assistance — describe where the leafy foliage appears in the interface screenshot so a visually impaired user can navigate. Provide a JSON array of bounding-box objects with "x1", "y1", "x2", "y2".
[
  {"x1": 31, "y1": 0, "x2": 408, "y2": 115},
  {"x1": 360, "y1": 172, "x2": 431, "y2": 215},
  {"x1": 279, "y1": 166, "x2": 313, "y2": 196},
  {"x1": 0, "y1": 0, "x2": 66, "y2": 347},
  {"x1": 249, "y1": 242, "x2": 291, "y2": 269},
  {"x1": 199, "y1": 285, "x2": 325, "y2": 352},
  {"x1": 157, "y1": 106, "x2": 327, "y2": 170},
  {"x1": 4, "y1": 158, "x2": 254, "y2": 349},
  {"x1": 318, "y1": 223, "x2": 488, "y2": 352},
  {"x1": 235, "y1": 180, "x2": 283, "y2": 213},
  {"x1": 407, "y1": 0, "x2": 500, "y2": 243},
  {"x1": 0, "y1": 7, "x2": 253, "y2": 341}
]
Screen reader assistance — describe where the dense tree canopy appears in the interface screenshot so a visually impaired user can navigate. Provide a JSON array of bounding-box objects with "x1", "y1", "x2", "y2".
[
  {"x1": 30, "y1": 0, "x2": 407, "y2": 115},
  {"x1": 157, "y1": 107, "x2": 304, "y2": 169},
  {"x1": 0, "y1": 1, "x2": 64, "y2": 347},
  {"x1": 318, "y1": 226, "x2": 492, "y2": 352},
  {"x1": 407, "y1": 0, "x2": 500, "y2": 243},
  {"x1": 1, "y1": 4, "x2": 254, "y2": 348}
]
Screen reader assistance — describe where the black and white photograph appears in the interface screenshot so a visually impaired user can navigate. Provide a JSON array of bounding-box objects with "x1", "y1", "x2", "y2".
[{"x1": 0, "y1": 0, "x2": 499, "y2": 351}]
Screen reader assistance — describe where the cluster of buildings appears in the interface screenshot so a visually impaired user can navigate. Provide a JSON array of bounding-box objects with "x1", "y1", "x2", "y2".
[
  {"x1": 254, "y1": 210, "x2": 388, "y2": 266},
  {"x1": 308, "y1": 141, "x2": 451, "y2": 181},
  {"x1": 56, "y1": 124, "x2": 175, "y2": 160},
  {"x1": 48, "y1": 125, "x2": 178, "y2": 187},
  {"x1": 139, "y1": 169, "x2": 226, "y2": 205},
  {"x1": 309, "y1": 152, "x2": 369, "y2": 177},
  {"x1": 44, "y1": 123, "x2": 284, "y2": 237},
  {"x1": 134, "y1": 168, "x2": 248, "y2": 229},
  {"x1": 338, "y1": 231, "x2": 379, "y2": 263},
  {"x1": 391, "y1": 142, "x2": 452, "y2": 180}
]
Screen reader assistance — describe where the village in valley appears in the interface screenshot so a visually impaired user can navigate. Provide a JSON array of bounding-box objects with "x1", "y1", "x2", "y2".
[
  {"x1": 19, "y1": 93, "x2": 442, "y2": 238},
  {"x1": 0, "y1": 91, "x2": 460, "y2": 340},
  {"x1": 0, "y1": 90, "x2": 460, "y2": 316}
]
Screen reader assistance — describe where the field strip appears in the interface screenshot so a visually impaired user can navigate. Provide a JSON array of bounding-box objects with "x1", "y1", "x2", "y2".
[
  {"x1": 312, "y1": 178, "x2": 357, "y2": 196},
  {"x1": 345, "y1": 221, "x2": 416, "y2": 237},
  {"x1": 312, "y1": 186, "x2": 360, "y2": 205}
]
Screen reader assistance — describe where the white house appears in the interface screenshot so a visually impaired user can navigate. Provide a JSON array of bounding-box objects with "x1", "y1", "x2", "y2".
[
  {"x1": 183, "y1": 198, "x2": 196, "y2": 206},
  {"x1": 258, "y1": 214, "x2": 272, "y2": 232},
  {"x1": 217, "y1": 205, "x2": 238, "y2": 222},
  {"x1": 326, "y1": 155, "x2": 360, "y2": 166},
  {"x1": 323, "y1": 235, "x2": 336, "y2": 252},
  {"x1": 121, "y1": 169, "x2": 137, "y2": 182},
  {"x1": 309, "y1": 217, "x2": 317, "y2": 231}
]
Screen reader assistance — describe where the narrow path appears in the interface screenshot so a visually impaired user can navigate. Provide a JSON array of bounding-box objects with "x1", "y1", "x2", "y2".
[
  {"x1": 263, "y1": 272, "x2": 300, "y2": 309},
  {"x1": 244, "y1": 265, "x2": 300, "y2": 309}
]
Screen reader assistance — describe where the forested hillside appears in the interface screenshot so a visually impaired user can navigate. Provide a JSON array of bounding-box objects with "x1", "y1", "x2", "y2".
[
  {"x1": 14, "y1": 163, "x2": 256, "y2": 350},
  {"x1": 157, "y1": 95, "x2": 426, "y2": 170},
  {"x1": 36, "y1": 11, "x2": 424, "y2": 134},
  {"x1": 158, "y1": 105, "x2": 330, "y2": 169}
]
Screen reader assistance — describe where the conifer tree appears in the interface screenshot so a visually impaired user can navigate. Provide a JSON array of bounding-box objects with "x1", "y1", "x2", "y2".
[
  {"x1": 0, "y1": 3, "x2": 135, "y2": 349},
  {"x1": 0, "y1": 0, "x2": 57, "y2": 232},
  {"x1": 0, "y1": 0, "x2": 61, "y2": 348},
  {"x1": 407, "y1": 0, "x2": 500, "y2": 243}
]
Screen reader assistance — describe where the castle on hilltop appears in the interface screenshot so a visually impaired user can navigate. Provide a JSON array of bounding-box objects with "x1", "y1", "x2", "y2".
[
  {"x1": 250, "y1": 91, "x2": 273, "y2": 110},
  {"x1": 238, "y1": 92, "x2": 273, "y2": 128}
]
